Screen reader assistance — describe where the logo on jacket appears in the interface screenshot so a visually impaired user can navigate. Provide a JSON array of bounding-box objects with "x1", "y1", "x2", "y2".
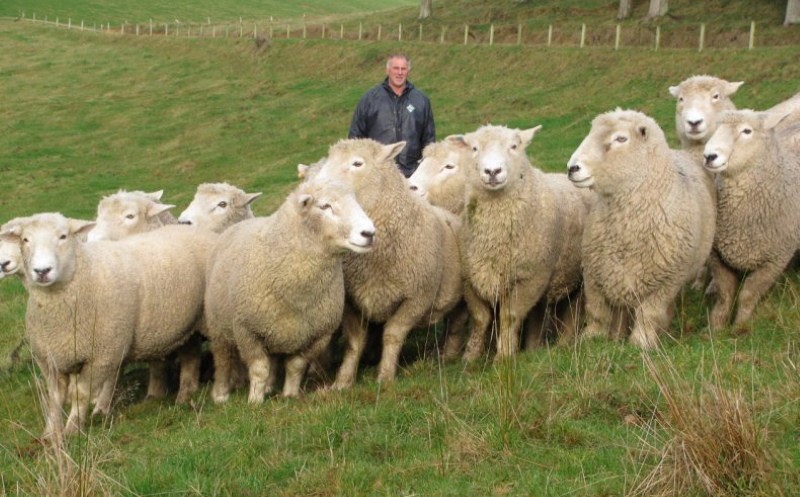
[{"x1": 406, "y1": 104, "x2": 416, "y2": 113}]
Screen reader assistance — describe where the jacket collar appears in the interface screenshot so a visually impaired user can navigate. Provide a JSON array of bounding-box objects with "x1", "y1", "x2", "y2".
[{"x1": 382, "y1": 77, "x2": 414, "y2": 97}]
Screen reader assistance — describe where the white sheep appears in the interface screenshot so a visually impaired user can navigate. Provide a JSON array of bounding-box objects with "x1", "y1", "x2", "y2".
[
  {"x1": 88, "y1": 190, "x2": 176, "y2": 242},
  {"x1": 457, "y1": 124, "x2": 592, "y2": 360},
  {"x1": 0, "y1": 217, "x2": 27, "y2": 282},
  {"x1": 1, "y1": 214, "x2": 217, "y2": 436},
  {"x1": 407, "y1": 137, "x2": 472, "y2": 216},
  {"x1": 204, "y1": 179, "x2": 375, "y2": 403},
  {"x1": 311, "y1": 138, "x2": 464, "y2": 388},
  {"x1": 669, "y1": 75, "x2": 744, "y2": 152},
  {"x1": 567, "y1": 109, "x2": 716, "y2": 349},
  {"x1": 703, "y1": 109, "x2": 800, "y2": 330},
  {"x1": 178, "y1": 182, "x2": 262, "y2": 233}
]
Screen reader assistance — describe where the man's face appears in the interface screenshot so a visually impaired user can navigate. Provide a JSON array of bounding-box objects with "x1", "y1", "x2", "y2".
[{"x1": 385, "y1": 57, "x2": 409, "y2": 91}]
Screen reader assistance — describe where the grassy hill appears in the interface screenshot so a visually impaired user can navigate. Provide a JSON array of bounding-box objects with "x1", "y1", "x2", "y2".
[{"x1": 1, "y1": 0, "x2": 800, "y2": 495}]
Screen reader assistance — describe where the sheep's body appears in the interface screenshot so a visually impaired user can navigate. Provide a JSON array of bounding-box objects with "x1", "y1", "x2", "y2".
[
  {"x1": 408, "y1": 138, "x2": 472, "y2": 215},
  {"x1": 312, "y1": 138, "x2": 464, "y2": 388},
  {"x1": 204, "y1": 180, "x2": 375, "y2": 403},
  {"x1": 458, "y1": 125, "x2": 592, "y2": 360},
  {"x1": 703, "y1": 109, "x2": 800, "y2": 329},
  {"x1": 567, "y1": 109, "x2": 716, "y2": 349},
  {"x1": 2, "y1": 214, "x2": 217, "y2": 436},
  {"x1": 88, "y1": 190, "x2": 176, "y2": 242},
  {"x1": 178, "y1": 182, "x2": 262, "y2": 233}
]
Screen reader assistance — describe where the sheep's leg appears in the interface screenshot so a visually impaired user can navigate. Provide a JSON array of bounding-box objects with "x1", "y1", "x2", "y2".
[
  {"x1": 555, "y1": 290, "x2": 584, "y2": 345},
  {"x1": 175, "y1": 334, "x2": 203, "y2": 404},
  {"x1": 283, "y1": 334, "x2": 332, "y2": 397},
  {"x1": 734, "y1": 259, "x2": 790, "y2": 327},
  {"x1": 629, "y1": 297, "x2": 671, "y2": 350},
  {"x1": 210, "y1": 338, "x2": 237, "y2": 403},
  {"x1": 441, "y1": 302, "x2": 470, "y2": 361},
  {"x1": 581, "y1": 277, "x2": 614, "y2": 340},
  {"x1": 64, "y1": 362, "x2": 115, "y2": 435},
  {"x1": 146, "y1": 360, "x2": 170, "y2": 399},
  {"x1": 38, "y1": 357, "x2": 67, "y2": 439},
  {"x1": 92, "y1": 374, "x2": 118, "y2": 416},
  {"x1": 522, "y1": 301, "x2": 548, "y2": 350},
  {"x1": 333, "y1": 305, "x2": 368, "y2": 390},
  {"x1": 708, "y1": 253, "x2": 739, "y2": 330},
  {"x1": 497, "y1": 281, "x2": 547, "y2": 360},
  {"x1": 463, "y1": 285, "x2": 493, "y2": 362},
  {"x1": 378, "y1": 302, "x2": 427, "y2": 383}
]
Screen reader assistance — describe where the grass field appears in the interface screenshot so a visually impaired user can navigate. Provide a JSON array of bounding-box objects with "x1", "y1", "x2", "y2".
[{"x1": 2, "y1": 0, "x2": 800, "y2": 495}]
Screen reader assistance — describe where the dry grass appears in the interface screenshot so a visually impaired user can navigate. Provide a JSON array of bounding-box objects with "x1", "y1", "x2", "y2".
[{"x1": 629, "y1": 353, "x2": 780, "y2": 497}]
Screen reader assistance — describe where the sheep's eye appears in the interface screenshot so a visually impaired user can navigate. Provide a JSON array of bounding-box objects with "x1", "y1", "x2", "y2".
[
  {"x1": 125, "y1": 214, "x2": 135, "y2": 220},
  {"x1": 217, "y1": 201, "x2": 228, "y2": 208},
  {"x1": 22, "y1": 238, "x2": 28, "y2": 244},
  {"x1": 742, "y1": 128, "x2": 753, "y2": 135},
  {"x1": 472, "y1": 146, "x2": 478, "y2": 152},
  {"x1": 352, "y1": 160, "x2": 364, "y2": 168},
  {"x1": 510, "y1": 144, "x2": 518, "y2": 150},
  {"x1": 678, "y1": 96, "x2": 684, "y2": 103},
  {"x1": 320, "y1": 203, "x2": 333, "y2": 211},
  {"x1": 444, "y1": 163, "x2": 455, "y2": 170},
  {"x1": 712, "y1": 93, "x2": 720, "y2": 101},
  {"x1": 614, "y1": 136, "x2": 628, "y2": 144},
  {"x1": 59, "y1": 234, "x2": 67, "y2": 240}
]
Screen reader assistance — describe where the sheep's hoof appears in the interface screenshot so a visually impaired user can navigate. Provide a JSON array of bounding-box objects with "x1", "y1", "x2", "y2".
[{"x1": 211, "y1": 392, "x2": 229, "y2": 404}]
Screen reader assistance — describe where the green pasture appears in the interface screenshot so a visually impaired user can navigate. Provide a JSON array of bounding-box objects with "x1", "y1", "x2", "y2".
[{"x1": 2, "y1": 0, "x2": 800, "y2": 494}]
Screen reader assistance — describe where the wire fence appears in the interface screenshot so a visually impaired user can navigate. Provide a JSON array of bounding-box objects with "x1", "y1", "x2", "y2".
[{"x1": 15, "y1": 13, "x2": 800, "y2": 51}]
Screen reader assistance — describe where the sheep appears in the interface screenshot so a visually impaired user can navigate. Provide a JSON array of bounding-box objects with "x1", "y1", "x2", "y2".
[
  {"x1": 0, "y1": 218, "x2": 27, "y2": 282},
  {"x1": 456, "y1": 124, "x2": 593, "y2": 360},
  {"x1": 203, "y1": 179, "x2": 375, "y2": 403},
  {"x1": 178, "y1": 182, "x2": 263, "y2": 233},
  {"x1": 702, "y1": 109, "x2": 800, "y2": 330},
  {"x1": 311, "y1": 138, "x2": 465, "y2": 388},
  {"x1": 1, "y1": 214, "x2": 217, "y2": 436},
  {"x1": 567, "y1": 109, "x2": 716, "y2": 349},
  {"x1": 87, "y1": 190, "x2": 176, "y2": 242},
  {"x1": 407, "y1": 137, "x2": 473, "y2": 216}
]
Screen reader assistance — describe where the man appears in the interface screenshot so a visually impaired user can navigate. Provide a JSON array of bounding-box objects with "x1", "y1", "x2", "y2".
[{"x1": 348, "y1": 54, "x2": 436, "y2": 177}]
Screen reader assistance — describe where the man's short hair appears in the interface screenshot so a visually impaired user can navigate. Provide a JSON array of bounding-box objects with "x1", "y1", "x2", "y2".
[{"x1": 386, "y1": 53, "x2": 412, "y2": 71}]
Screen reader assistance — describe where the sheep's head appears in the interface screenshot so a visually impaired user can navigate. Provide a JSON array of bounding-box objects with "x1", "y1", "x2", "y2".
[
  {"x1": 0, "y1": 217, "x2": 28, "y2": 279},
  {"x1": 567, "y1": 109, "x2": 666, "y2": 193},
  {"x1": 407, "y1": 136, "x2": 471, "y2": 213},
  {"x1": 459, "y1": 124, "x2": 541, "y2": 192},
  {"x1": 3, "y1": 213, "x2": 94, "y2": 287},
  {"x1": 294, "y1": 179, "x2": 376, "y2": 255},
  {"x1": 703, "y1": 109, "x2": 785, "y2": 175},
  {"x1": 669, "y1": 75, "x2": 743, "y2": 147},
  {"x1": 89, "y1": 190, "x2": 175, "y2": 242},
  {"x1": 315, "y1": 139, "x2": 406, "y2": 197},
  {"x1": 178, "y1": 183, "x2": 262, "y2": 233}
]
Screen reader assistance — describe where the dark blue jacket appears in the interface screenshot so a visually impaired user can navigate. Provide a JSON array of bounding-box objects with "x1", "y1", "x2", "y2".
[{"x1": 348, "y1": 78, "x2": 436, "y2": 177}]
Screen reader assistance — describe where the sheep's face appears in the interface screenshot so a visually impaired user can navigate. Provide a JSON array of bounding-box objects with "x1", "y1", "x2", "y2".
[
  {"x1": 178, "y1": 183, "x2": 261, "y2": 233},
  {"x1": 703, "y1": 110, "x2": 768, "y2": 174},
  {"x1": 317, "y1": 139, "x2": 406, "y2": 193},
  {"x1": 669, "y1": 76, "x2": 743, "y2": 146},
  {"x1": 0, "y1": 238, "x2": 22, "y2": 279},
  {"x1": 463, "y1": 125, "x2": 541, "y2": 192},
  {"x1": 13, "y1": 214, "x2": 94, "y2": 287},
  {"x1": 89, "y1": 191, "x2": 174, "y2": 242},
  {"x1": 408, "y1": 139, "x2": 468, "y2": 205},
  {"x1": 568, "y1": 110, "x2": 659, "y2": 192},
  {"x1": 297, "y1": 181, "x2": 375, "y2": 255}
]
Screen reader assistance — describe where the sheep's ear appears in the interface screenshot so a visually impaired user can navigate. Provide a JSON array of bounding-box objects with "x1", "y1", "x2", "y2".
[
  {"x1": 445, "y1": 135, "x2": 469, "y2": 150},
  {"x1": 638, "y1": 125, "x2": 648, "y2": 139},
  {"x1": 146, "y1": 202, "x2": 175, "y2": 219},
  {"x1": 765, "y1": 110, "x2": 794, "y2": 130},
  {"x1": 145, "y1": 190, "x2": 164, "y2": 201},
  {"x1": 668, "y1": 85, "x2": 680, "y2": 98},
  {"x1": 69, "y1": 219, "x2": 96, "y2": 238},
  {"x1": 520, "y1": 125, "x2": 543, "y2": 147},
  {"x1": 0, "y1": 219, "x2": 24, "y2": 240},
  {"x1": 724, "y1": 81, "x2": 744, "y2": 97},
  {"x1": 298, "y1": 193, "x2": 313, "y2": 210},
  {"x1": 380, "y1": 141, "x2": 406, "y2": 163},
  {"x1": 297, "y1": 164, "x2": 310, "y2": 178},
  {"x1": 239, "y1": 192, "x2": 263, "y2": 208}
]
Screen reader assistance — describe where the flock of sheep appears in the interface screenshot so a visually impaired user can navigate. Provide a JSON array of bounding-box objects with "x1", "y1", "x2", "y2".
[{"x1": 2, "y1": 75, "x2": 799, "y2": 438}]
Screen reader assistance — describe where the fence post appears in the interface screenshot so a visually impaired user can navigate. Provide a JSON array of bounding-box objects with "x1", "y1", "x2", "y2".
[
  {"x1": 81, "y1": 20, "x2": 84, "y2": 31},
  {"x1": 489, "y1": 24, "x2": 494, "y2": 46},
  {"x1": 212, "y1": 25, "x2": 216, "y2": 37},
  {"x1": 149, "y1": 19, "x2": 152, "y2": 35},
  {"x1": 398, "y1": 23, "x2": 402, "y2": 41},
  {"x1": 463, "y1": 24, "x2": 468, "y2": 45},
  {"x1": 440, "y1": 26, "x2": 446, "y2": 43},
  {"x1": 286, "y1": 24, "x2": 289, "y2": 38},
  {"x1": 698, "y1": 23, "x2": 705, "y2": 52},
  {"x1": 517, "y1": 23, "x2": 522, "y2": 45},
  {"x1": 547, "y1": 25, "x2": 552, "y2": 47},
  {"x1": 655, "y1": 25, "x2": 660, "y2": 51},
  {"x1": 253, "y1": 23, "x2": 257, "y2": 39},
  {"x1": 748, "y1": 21, "x2": 755, "y2": 50},
  {"x1": 615, "y1": 24, "x2": 621, "y2": 50},
  {"x1": 303, "y1": 23, "x2": 307, "y2": 38},
  {"x1": 56, "y1": 17, "x2": 59, "y2": 27},
  {"x1": 419, "y1": 24, "x2": 423, "y2": 41},
  {"x1": 359, "y1": 22, "x2": 362, "y2": 40},
  {"x1": 68, "y1": 18, "x2": 71, "y2": 29},
  {"x1": 165, "y1": 23, "x2": 168, "y2": 36},
  {"x1": 341, "y1": 24, "x2": 344, "y2": 40},
  {"x1": 33, "y1": 13, "x2": 36, "y2": 22},
  {"x1": 378, "y1": 24, "x2": 382, "y2": 41},
  {"x1": 580, "y1": 23, "x2": 586, "y2": 48},
  {"x1": 136, "y1": 24, "x2": 139, "y2": 35}
]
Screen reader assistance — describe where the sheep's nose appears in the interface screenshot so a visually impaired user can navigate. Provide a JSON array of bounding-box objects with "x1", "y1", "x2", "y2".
[
  {"x1": 568, "y1": 164, "x2": 581, "y2": 175},
  {"x1": 34, "y1": 267, "x2": 51, "y2": 277},
  {"x1": 0, "y1": 261, "x2": 10, "y2": 271},
  {"x1": 178, "y1": 220, "x2": 192, "y2": 225},
  {"x1": 409, "y1": 185, "x2": 418, "y2": 192},
  {"x1": 688, "y1": 119, "x2": 703, "y2": 128},
  {"x1": 361, "y1": 230, "x2": 375, "y2": 245},
  {"x1": 484, "y1": 167, "x2": 502, "y2": 177},
  {"x1": 704, "y1": 153, "x2": 718, "y2": 165}
]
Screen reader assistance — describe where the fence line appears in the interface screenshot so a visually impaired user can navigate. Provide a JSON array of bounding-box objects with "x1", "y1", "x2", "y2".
[{"x1": 15, "y1": 13, "x2": 789, "y2": 51}]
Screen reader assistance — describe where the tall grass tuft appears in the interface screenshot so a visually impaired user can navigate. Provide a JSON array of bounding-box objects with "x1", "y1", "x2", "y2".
[{"x1": 630, "y1": 352, "x2": 780, "y2": 497}]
